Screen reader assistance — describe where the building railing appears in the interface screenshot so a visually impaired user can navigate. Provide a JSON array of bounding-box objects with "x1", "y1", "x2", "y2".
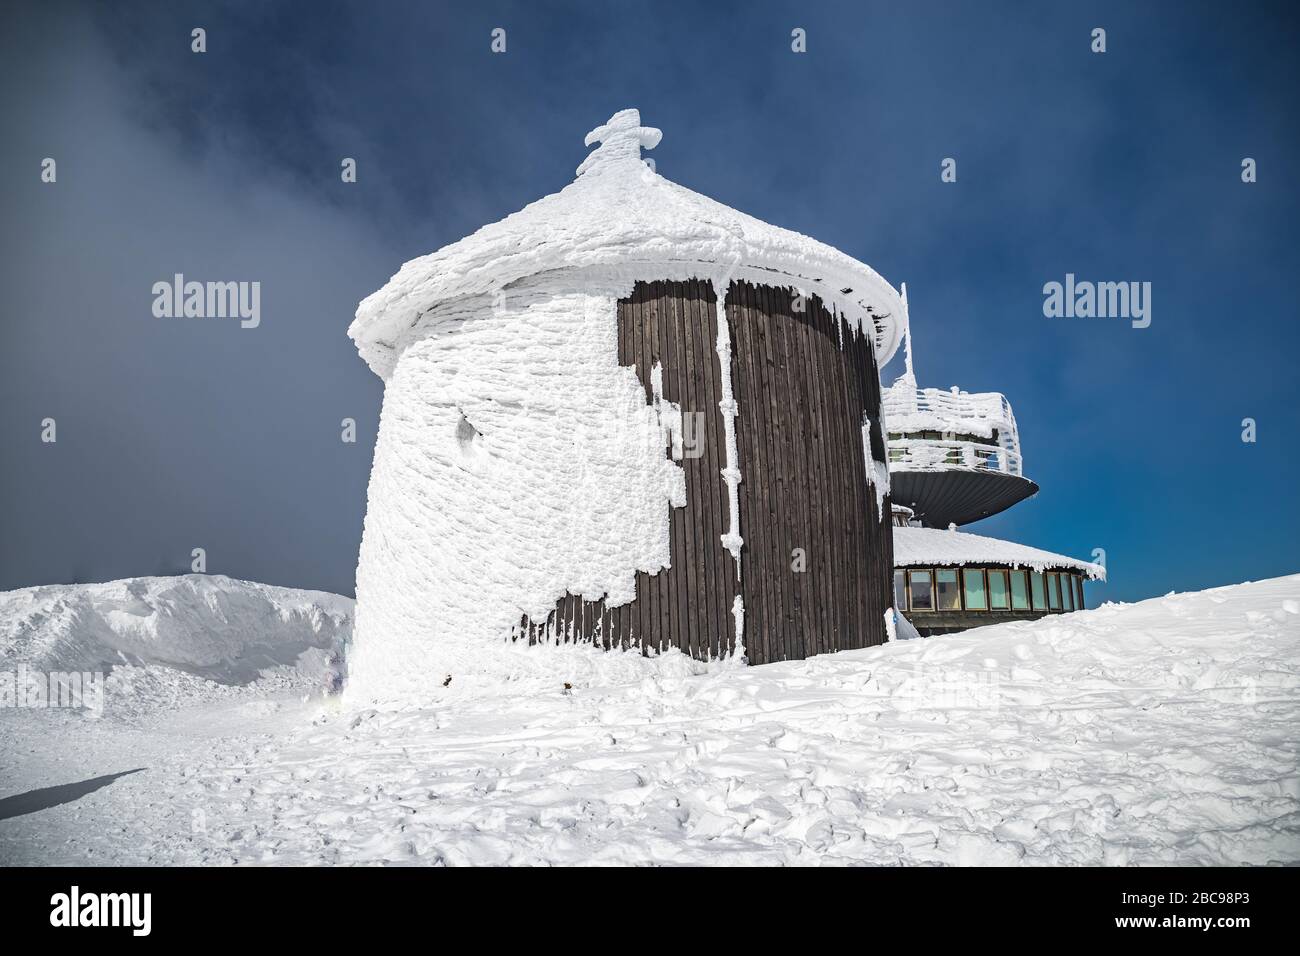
[
  {"x1": 887, "y1": 437, "x2": 1022, "y2": 476},
  {"x1": 882, "y1": 382, "x2": 1025, "y2": 478}
]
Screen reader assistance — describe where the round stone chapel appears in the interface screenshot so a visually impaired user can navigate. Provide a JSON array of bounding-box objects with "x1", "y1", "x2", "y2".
[{"x1": 346, "y1": 109, "x2": 904, "y2": 699}]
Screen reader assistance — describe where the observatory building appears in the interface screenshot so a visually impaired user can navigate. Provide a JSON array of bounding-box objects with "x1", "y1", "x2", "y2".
[
  {"x1": 884, "y1": 291, "x2": 1104, "y2": 636},
  {"x1": 346, "y1": 109, "x2": 904, "y2": 698}
]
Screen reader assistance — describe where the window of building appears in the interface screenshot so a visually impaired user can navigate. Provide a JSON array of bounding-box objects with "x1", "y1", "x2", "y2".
[
  {"x1": 894, "y1": 570, "x2": 907, "y2": 611},
  {"x1": 935, "y1": 569, "x2": 960, "y2": 611},
  {"x1": 1010, "y1": 570, "x2": 1030, "y2": 610},
  {"x1": 1075, "y1": 575, "x2": 1085, "y2": 611},
  {"x1": 893, "y1": 430, "x2": 987, "y2": 445},
  {"x1": 908, "y1": 569, "x2": 933, "y2": 611},
  {"x1": 1031, "y1": 571, "x2": 1047, "y2": 611},
  {"x1": 963, "y1": 568, "x2": 988, "y2": 610},
  {"x1": 1062, "y1": 574, "x2": 1075, "y2": 611},
  {"x1": 1048, "y1": 573, "x2": 1062, "y2": 610},
  {"x1": 988, "y1": 569, "x2": 1010, "y2": 610}
]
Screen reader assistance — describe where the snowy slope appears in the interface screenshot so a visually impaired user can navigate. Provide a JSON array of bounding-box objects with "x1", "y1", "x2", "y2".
[
  {"x1": 0, "y1": 574, "x2": 351, "y2": 685},
  {"x1": 1, "y1": 574, "x2": 1297, "y2": 865}
]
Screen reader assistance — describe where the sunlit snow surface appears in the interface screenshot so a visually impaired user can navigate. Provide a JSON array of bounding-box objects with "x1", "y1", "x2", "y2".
[{"x1": 1, "y1": 574, "x2": 1298, "y2": 865}]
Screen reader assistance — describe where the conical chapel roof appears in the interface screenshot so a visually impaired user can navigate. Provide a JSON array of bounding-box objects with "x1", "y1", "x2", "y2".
[{"x1": 350, "y1": 109, "x2": 904, "y2": 379}]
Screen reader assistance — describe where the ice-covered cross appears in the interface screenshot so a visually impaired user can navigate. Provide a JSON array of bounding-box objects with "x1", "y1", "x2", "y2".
[{"x1": 576, "y1": 108, "x2": 662, "y2": 177}]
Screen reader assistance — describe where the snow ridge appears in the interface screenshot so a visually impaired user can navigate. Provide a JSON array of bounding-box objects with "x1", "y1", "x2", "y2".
[{"x1": 0, "y1": 574, "x2": 351, "y2": 685}]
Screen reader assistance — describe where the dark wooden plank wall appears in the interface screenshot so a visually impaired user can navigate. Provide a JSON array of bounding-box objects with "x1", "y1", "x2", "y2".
[
  {"x1": 515, "y1": 278, "x2": 893, "y2": 664},
  {"x1": 726, "y1": 281, "x2": 892, "y2": 663}
]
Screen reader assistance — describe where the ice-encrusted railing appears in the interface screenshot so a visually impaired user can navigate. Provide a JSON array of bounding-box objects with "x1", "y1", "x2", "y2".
[{"x1": 882, "y1": 382, "x2": 1025, "y2": 477}]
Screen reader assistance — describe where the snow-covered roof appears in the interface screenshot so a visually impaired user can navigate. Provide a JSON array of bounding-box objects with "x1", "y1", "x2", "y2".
[
  {"x1": 893, "y1": 525, "x2": 1105, "y2": 579},
  {"x1": 882, "y1": 382, "x2": 1018, "y2": 441},
  {"x1": 349, "y1": 109, "x2": 905, "y2": 379}
]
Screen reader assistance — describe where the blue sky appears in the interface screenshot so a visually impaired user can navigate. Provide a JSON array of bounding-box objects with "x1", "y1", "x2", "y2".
[{"x1": 2, "y1": 0, "x2": 1297, "y2": 602}]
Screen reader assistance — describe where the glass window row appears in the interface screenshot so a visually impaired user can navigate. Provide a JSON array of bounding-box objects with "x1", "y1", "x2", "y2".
[{"x1": 894, "y1": 567, "x2": 1086, "y2": 615}]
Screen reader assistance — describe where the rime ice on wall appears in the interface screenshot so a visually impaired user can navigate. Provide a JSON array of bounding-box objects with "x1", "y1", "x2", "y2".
[
  {"x1": 347, "y1": 276, "x2": 690, "y2": 700},
  {"x1": 713, "y1": 305, "x2": 743, "y2": 571}
]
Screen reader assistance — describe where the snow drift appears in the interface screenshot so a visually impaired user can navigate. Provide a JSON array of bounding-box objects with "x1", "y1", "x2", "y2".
[{"x1": 0, "y1": 574, "x2": 352, "y2": 685}]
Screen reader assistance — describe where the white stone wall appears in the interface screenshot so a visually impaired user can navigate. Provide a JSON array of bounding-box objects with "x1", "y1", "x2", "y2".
[{"x1": 346, "y1": 274, "x2": 686, "y2": 702}]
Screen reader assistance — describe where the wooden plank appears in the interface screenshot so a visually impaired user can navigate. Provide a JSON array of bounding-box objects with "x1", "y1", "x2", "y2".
[
  {"x1": 776, "y1": 284, "x2": 813, "y2": 659},
  {"x1": 682, "y1": 279, "x2": 715, "y2": 658},
  {"x1": 839, "y1": 317, "x2": 866, "y2": 649},
  {"x1": 794, "y1": 292, "x2": 821, "y2": 654},
  {"x1": 728, "y1": 284, "x2": 751, "y2": 660},
  {"x1": 802, "y1": 293, "x2": 836, "y2": 655},
  {"x1": 851, "y1": 322, "x2": 878, "y2": 648},
  {"x1": 640, "y1": 283, "x2": 660, "y2": 653},
  {"x1": 736, "y1": 282, "x2": 773, "y2": 663},
  {"x1": 772, "y1": 284, "x2": 804, "y2": 657},
  {"x1": 754, "y1": 280, "x2": 780, "y2": 660},
  {"x1": 615, "y1": 295, "x2": 634, "y2": 650},
  {"x1": 814, "y1": 295, "x2": 843, "y2": 653},
  {"x1": 727, "y1": 281, "x2": 767, "y2": 663},
  {"x1": 858, "y1": 324, "x2": 880, "y2": 647},
  {"x1": 759, "y1": 282, "x2": 797, "y2": 661},
  {"x1": 829, "y1": 304, "x2": 856, "y2": 648},
  {"x1": 660, "y1": 281, "x2": 691, "y2": 659},
  {"x1": 702, "y1": 279, "x2": 731, "y2": 657},
  {"x1": 863, "y1": 322, "x2": 886, "y2": 646},
  {"x1": 709, "y1": 281, "x2": 740, "y2": 656},
  {"x1": 706, "y1": 280, "x2": 733, "y2": 657},
  {"x1": 866, "y1": 322, "x2": 892, "y2": 646}
]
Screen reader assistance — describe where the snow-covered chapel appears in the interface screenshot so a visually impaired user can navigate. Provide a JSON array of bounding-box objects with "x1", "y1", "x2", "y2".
[{"x1": 345, "y1": 109, "x2": 905, "y2": 700}]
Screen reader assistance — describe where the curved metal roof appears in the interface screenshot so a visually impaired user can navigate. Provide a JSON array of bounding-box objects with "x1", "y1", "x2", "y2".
[{"x1": 888, "y1": 469, "x2": 1039, "y2": 529}]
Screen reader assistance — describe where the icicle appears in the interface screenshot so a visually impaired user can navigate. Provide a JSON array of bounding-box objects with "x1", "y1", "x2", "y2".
[
  {"x1": 713, "y1": 274, "x2": 743, "y2": 578},
  {"x1": 730, "y1": 594, "x2": 746, "y2": 658},
  {"x1": 899, "y1": 282, "x2": 916, "y2": 387},
  {"x1": 862, "y1": 415, "x2": 890, "y2": 522}
]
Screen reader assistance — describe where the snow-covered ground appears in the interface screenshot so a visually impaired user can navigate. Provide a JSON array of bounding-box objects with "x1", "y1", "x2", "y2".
[{"x1": 1, "y1": 573, "x2": 1297, "y2": 865}]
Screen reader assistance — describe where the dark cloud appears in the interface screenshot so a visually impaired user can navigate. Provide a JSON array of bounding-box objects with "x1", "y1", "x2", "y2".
[{"x1": 2, "y1": 0, "x2": 1298, "y2": 600}]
